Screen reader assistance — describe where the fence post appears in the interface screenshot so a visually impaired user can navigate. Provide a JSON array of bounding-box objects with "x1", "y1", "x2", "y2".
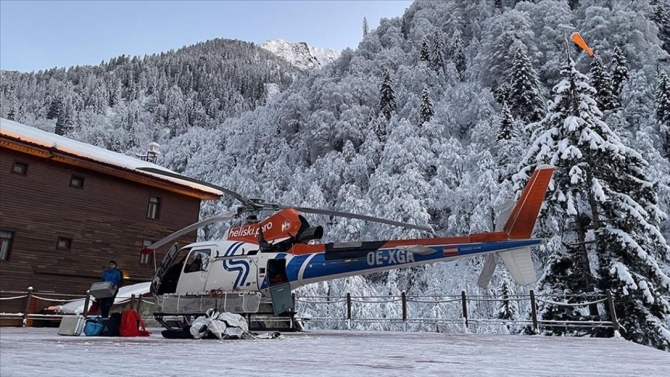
[
  {"x1": 346, "y1": 292, "x2": 352, "y2": 329},
  {"x1": 401, "y1": 291, "x2": 407, "y2": 332},
  {"x1": 22, "y1": 287, "x2": 33, "y2": 328},
  {"x1": 530, "y1": 290, "x2": 538, "y2": 332},
  {"x1": 461, "y1": 291, "x2": 468, "y2": 328},
  {"x1": 606, "y1": 289, "x2": 619, "y2": 332},
  {"x1": 131, "y1": 294, "x2": 136, "y2": 311},
  {"x1": 136, "y1": 293, "x2": 143, "y2": 315},
  {"x1": 82, "y1": 290, "x2": 91, "y2": 318}
]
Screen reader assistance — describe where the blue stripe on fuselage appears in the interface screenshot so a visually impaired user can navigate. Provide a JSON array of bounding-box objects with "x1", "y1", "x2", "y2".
[{"x1": 301, "y1": 239, "x2": 541, "y2": 280}]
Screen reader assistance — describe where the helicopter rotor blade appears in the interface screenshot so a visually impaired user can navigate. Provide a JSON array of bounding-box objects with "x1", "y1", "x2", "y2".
[
  {"x1": 136, "y1": 167, "x2": 250, "y2": 205},
  {"x1": 146, "y1": 213, "x2": 237, "y2": 250},
  {"x1": 279, "y1": 205, "x2": 433, "y2": 232}
]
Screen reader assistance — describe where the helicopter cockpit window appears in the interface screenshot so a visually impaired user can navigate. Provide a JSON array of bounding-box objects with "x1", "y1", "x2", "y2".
[{"x1": 184, "y1": 249, "x2": 210, "y2": 273}]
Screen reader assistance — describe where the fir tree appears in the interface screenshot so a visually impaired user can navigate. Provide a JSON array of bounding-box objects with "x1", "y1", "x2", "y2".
[
  {"x1": 610, "y1": 46, "x2": 629, "y2": 100},
  {"x1": 363, "y1": 17, "x2": 369, "y2": 37},
  {"x1": 431, "y1": 32, "x2": 445, "y2": 74},
  {"x1": 453, "y1": 34, "x2": 467, "y2": 80},
  {"x1": 655, "y1": 3, "x2": 670, "y2": 54},
  {"x1": 493, "y1": 82, "x2": 511, "y2": 106},
  {"x1": 568, "y1": 0, "x2": 579, "y2": 11},
  {"x1": 517, "y1": 58, "x2": 670, "y2": 349},
  {"x1": 379, "y1": 68, "x2": 396, "y2": 121},
  {"x1": 401, "y1": 15, "x2": 410, "y2": 40},
  {"x1": 420, "y1": 38, "x2": 430, "y2": 64},
  {"x1": 656, "y1": 72, "x2": 670, "y2": 158},
  {"x1": 497, "y1": 272, "x2": 518, "y2": 322},
  {"x1": 507, "y1": 47, "x2": 545, "y2": 124},
  {"x1": 589, "y1": 54, "x2": 618, "y2": 111},
  {"x1": 420, "y1": 86, "x2": 434, "y2": 125},
  {"x1": 497, "y1": 102, "x2": 514, "y2": 142},
  {"x1": 496, "y1": 102, "x2": 524, "y2": 182}
]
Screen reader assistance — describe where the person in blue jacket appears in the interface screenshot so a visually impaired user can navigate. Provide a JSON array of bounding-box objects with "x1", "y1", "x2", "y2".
[{"x1": 99, "y1": 260, "x2": 122, "y2": 318}]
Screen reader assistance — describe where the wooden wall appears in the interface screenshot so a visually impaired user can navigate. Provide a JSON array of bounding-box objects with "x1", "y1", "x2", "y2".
[{"x1": 0, "y1": 148, "x2": 205, "y2": 307}]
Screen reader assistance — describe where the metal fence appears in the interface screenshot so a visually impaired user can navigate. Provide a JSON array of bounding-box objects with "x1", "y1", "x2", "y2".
[
  {"x1": 1, "y1": 287, "x2": 620, "y2": 333},
  {"x1": 293, "y1": 290, "x2": 620, "y2": 333},
  {"x1": 0, "y1": 288, "x2": 149, "y2": 327}
]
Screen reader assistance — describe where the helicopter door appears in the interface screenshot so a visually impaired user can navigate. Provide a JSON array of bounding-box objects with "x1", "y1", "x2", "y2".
[
  {"x1": 176, "y1": 248, "x2": 211, "y2": 293},
  {"x1": 267, "y1": 259, "x2": 293, "y2": 315},
  {"x1": 150, "y1": 242, "x2": 180, "y2": 297}
]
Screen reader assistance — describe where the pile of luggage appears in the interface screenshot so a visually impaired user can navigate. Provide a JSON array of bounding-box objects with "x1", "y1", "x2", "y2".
[{"x1": 57, "y1": 309, "x2": 150, "y2": 337}]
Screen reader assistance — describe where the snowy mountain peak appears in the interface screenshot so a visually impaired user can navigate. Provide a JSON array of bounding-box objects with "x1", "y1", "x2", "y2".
[{"x1": 260, "y1": 39, "x2": 340, "y2": 70}]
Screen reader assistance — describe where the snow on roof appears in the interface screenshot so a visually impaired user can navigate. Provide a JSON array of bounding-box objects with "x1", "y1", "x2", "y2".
[{"x1": 0, "y1": 118, "x2": 222, "y2": 197}]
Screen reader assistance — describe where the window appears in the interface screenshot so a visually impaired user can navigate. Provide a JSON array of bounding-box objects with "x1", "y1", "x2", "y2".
[
  {"x1": 56, "y1": 237, "x2": 72, "y2": 251},
  {"x1": 184, "y1": 249, "x2": 210, "y2": 273},
  {"x1": 0, "y1": 230, "x2": 14, "y2": 261},
  {"x1": 11, "y1": 161, "x2": 27, "y2": 175},
  {"x1": 147, "y1": 196, "x2": 161, "y2": 219},
  {"x1": 70, "y1": 175, "x2": 85, "y2": 189},
  {"x1": 140, "y1": 239, "x2": 154, "y2": 265}
]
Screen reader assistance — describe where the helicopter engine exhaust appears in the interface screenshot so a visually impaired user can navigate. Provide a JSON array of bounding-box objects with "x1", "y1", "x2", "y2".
[{"x1": 296, "y1": 226, "x2": 324, "y2": 243}]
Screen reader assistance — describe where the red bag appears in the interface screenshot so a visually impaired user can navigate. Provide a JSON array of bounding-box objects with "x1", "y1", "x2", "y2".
[
  {"x1": 88, "y1": 301, "x2": 99, "y2": 314},
  {"x1": 120, "y1": 310, "x2": 150, "y2": 337}
]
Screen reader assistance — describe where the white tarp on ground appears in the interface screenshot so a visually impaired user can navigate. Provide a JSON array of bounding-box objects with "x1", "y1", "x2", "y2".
[
  {"x1": 189, "y1": 310, "x2": 250, "y2": 340},
  {"x1": 1, "y1": 328, "x2": 669, "y2": 376}
]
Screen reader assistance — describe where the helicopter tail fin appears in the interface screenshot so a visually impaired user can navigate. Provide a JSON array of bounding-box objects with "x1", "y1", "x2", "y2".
[
  {"x1": 502, "y1": 165, "x2": 554, "y2": 240},
  {"x1": 477, "y1": 166, "x2": 554, "y2": 288}
]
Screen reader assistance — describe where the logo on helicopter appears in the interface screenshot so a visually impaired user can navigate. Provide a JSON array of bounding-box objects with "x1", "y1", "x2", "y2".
[
  {"x1": 282, "y1": 220, "x2": 291, "y2": 231},
  {"x1": 228, "y1": 222, "x2": 273, "y2": 238}
]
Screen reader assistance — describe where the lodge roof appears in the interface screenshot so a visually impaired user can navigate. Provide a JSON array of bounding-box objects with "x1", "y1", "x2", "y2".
[{"x1": 0, "y1": 118, "x2": 222, "y2": 200}]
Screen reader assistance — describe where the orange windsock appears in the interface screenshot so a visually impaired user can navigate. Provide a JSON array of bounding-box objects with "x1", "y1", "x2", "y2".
[{"x1": 571, "y1": 32, "x2": 594, "y2": 57}]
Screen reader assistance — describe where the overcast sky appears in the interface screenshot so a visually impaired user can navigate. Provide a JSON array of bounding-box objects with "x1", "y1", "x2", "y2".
[{"x1": 0, "y1": 0, "x2": 412, "y2": 73}]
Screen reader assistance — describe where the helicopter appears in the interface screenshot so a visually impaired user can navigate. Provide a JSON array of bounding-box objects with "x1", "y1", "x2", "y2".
[{"x1": 137, "y1": 165, "x2": 554, "y2": 320}]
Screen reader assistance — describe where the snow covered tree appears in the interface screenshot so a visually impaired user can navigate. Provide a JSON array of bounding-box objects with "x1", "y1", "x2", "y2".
[
  {"x1": 431, "y1": 32, "x2": 445, "y2": 74},
  {"x1": 496, "y1": 102, "x2": 525, "y2": 183},
  {"x1": 453, "y1": 34, "x2": 467, "y2": 80},
  {"x1": 568, "y1": 0, "x2": 579, "y2": 11},
  {"x1": 507, "y1": 47, "x2": 545, "y2": 124},
  {"x1": 401, "y1": 14, "x2": 410, "y2": 40},
  {"x1": 589, "y1": 54, "x2": 618, "y2": 111},
  {"x1": 493, "y1": 82, "x2": 511, "y2": 105},
  {"x1": 517, "y1": 58, "x2": 670, "y2": 349},
  {"x1": 419, "y1": 86, "x2": 434, "y2": 126},
  {"x1": 497, "y1": 102, "x2": 514, "y2": 142},
  {"x1": 420, "y1": 38, "x2": 430, "y2": 63},
  {"x1": 655, "y1": 2, "x2": 670, "y2": 54},
  {"x1": 656, "y1": 72, "x2": 670, "y2": 158},
  {"x1": 610, "y1": 46, "x2": 629, "y2": 100},
  {"x1": 363, "y1": 17, "x2": 369, "y2": 37},
  {"x1": 497, "y1": 271, "x2": 518, "y2": 322},
  {"x1": 379, "y1": 68, "x2": 397, "y2": 121}
]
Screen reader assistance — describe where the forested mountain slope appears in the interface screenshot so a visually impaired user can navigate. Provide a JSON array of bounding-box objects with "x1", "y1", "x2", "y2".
[{"x1": 3, "y1": 0, "x2": 670, "y2": 349}]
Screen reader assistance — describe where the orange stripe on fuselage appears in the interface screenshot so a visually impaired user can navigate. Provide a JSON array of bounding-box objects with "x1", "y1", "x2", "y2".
[{"x1": 286, "y1": 232, "x2": 509, "y2": 256}]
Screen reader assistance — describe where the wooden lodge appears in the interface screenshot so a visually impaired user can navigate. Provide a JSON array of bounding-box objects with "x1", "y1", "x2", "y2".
[{"x1": 0, "y1": 118, "x2": 222, "y2": 321}]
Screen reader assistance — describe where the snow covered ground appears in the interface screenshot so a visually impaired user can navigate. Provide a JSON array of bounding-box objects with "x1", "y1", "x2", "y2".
[{"x1": 1, "y1": 328, "x2": 669, "y2": 376}]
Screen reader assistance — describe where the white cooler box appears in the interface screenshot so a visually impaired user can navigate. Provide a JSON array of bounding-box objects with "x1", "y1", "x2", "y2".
[
  {"x1": 58, "y1": 315, "x2": 85, "y2": 336},
  {"x1": 90, "y1": 281, "x2": 116, "y2": 299}
]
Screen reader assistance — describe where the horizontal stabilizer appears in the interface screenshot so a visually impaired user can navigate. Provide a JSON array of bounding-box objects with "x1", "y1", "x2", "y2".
[
  {"x1": 501, "y1": 247, "x2": 536, "y2": 286},
  {"x1": 477, "y1": 253, "x2": 500, "y2": 289}
]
